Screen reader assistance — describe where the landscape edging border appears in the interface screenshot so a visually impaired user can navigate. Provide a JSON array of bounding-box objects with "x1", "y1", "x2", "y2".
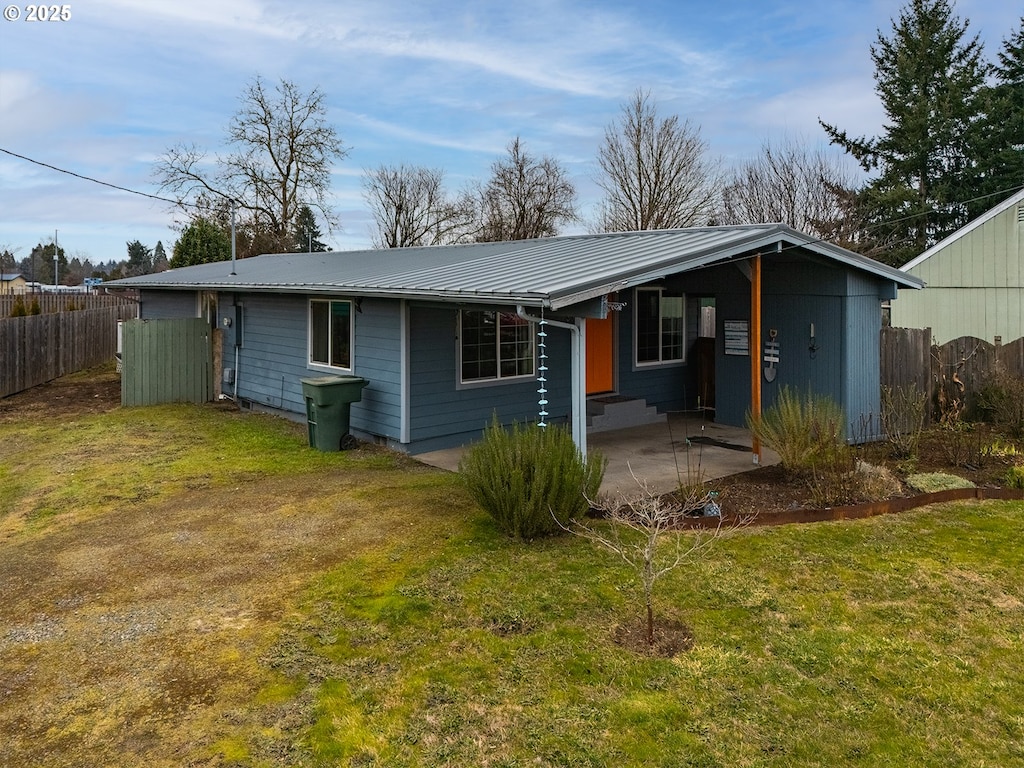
[{"x1": 679, "y1": 487, "x2": 1024, "y2": 529}]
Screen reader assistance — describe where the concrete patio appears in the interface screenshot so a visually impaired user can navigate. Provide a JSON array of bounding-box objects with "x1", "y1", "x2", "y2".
[{"x1": 415, "y1": 413, "x2": 780, "y2": 496}]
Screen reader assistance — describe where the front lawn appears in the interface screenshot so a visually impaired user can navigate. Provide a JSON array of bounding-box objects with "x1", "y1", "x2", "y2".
[
  {"x1": 263, "y1": 501, "x2": 1024, "y2": 767},
  {"x1": 1, "y1": 368, "x2": 1021, "y2": 766}
]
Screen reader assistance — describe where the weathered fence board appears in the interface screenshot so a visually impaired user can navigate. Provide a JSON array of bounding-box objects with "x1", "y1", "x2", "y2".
[
  {"x1": 0, "y1": 305, "x2": 138, "y2": 398},
  {"x1": 121, "y1": 318, "x2": 214, "y2": 407},
  {"x1": 0, "y1": 293, "x2": 137, "y2": 318},
  {"x1": 881, "y1": 327, "x2": 1024, "y2": 418},
  {"x1": 880, "y1": 326, "x2": 932, "y2": 394}
]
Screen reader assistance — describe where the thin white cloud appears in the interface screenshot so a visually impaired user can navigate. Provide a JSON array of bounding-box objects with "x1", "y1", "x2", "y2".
[{"x1": 98, "y1": 0, "x2": 302, "y2": 40}]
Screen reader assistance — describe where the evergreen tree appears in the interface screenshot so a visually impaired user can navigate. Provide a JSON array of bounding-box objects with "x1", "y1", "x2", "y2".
[
  {"x1": 66, "y1": 257, "x2": 86, "y2": 285},
  {"x1": 30, "y1": 241, "x2": 68, "y2": 285},
  {"x1": 976, "y1": 18, "x2": 1024, "y2": 208},
  {"x1": 288, "y1": 205, "x2": 328, "y2": 252},
  {"x1": 152, "y1": 241, "x2": 169, "y2": 272},
  {"x1": 170, "y1": 217, "x2": 231, "y2": 268},
  {"x1": 125, "y1": 240, "x2": 153, "y2": 277},
  {"x1": 820, "y1": 0, "x2": 987, "y2": 266}
]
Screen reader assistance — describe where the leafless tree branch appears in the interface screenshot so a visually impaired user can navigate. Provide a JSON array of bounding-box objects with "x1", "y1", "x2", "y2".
[
  {"x1": 154, "y1": 76, "x2": 347, "y2": 257},
  {"x1": 363, "y1": 164, "x2": 476, "y2": 248},
  {"x1": 595, "y1": 90, "x2": 723, "y2": 232},
  {"x1": 475, "y1": 137, "x2": 577, "y2": 241}
]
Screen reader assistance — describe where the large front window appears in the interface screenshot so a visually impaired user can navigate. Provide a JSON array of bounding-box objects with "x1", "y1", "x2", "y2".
[
  {"x1": 460, "y1": 309, "x2": 534, "y2": 383},
  {"x1": 636, "y1": 288, "x2": 684, "y2": 364},
  {"x1": 309, "y1": 299, "x2": 352, "y2": 369}
]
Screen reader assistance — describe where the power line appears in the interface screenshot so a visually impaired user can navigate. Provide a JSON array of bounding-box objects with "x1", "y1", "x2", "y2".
[
  {"x1": 0, "y1": 146, "x2": 195, "y2": 209},
  {"x1": 4, "y1": 145, "x2": 1022, "y2": 259}
]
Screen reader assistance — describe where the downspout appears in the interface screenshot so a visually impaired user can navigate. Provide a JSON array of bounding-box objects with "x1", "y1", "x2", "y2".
[
  {"x1": 517, "y1": 305, "x2": 587, "y2": 459},
  {"x1": 750, "y1": 253, "x2": 762, "y2": 465}
]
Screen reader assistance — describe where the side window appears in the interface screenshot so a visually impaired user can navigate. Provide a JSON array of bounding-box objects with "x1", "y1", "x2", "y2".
[
  {"x1": 309, "y1": 299, "x2": 353, "y2": 370},
  {"x1": 460, "y1": 309, "x2": 534, "y2": 383},
  {"x1": 635, "y1": 288, "x2": 685, "y2": 365}
]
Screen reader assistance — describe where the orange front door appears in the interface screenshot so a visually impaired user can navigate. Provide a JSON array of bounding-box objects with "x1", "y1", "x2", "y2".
[{"x1": 586, "y1": 314, "x2": 614, "y2": 394}]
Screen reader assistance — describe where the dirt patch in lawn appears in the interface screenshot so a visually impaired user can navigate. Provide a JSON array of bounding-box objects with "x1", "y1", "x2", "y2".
[
  {"x1": 0, "y1": 365, "x2": 123, "y2": 422},
  {"x1": 0, "y1": 369, "x2": 456, "y2": 767},
  {"x1": 0, "y1": 473, "x2": 451, "y2": 767}
]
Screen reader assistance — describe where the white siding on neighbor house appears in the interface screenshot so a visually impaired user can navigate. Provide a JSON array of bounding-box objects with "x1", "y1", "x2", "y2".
[{"x1": 892, "y1": 195, "x2": 1024, "y2": 344}]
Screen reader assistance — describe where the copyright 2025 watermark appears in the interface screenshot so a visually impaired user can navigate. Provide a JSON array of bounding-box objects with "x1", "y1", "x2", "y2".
[{"x1": 4, "y1": 4, "x2": 72, "y2": 21}]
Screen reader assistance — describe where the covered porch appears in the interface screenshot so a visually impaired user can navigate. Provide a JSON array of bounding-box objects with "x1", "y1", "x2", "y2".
[{"x1": 415, "y1": 414, "x2": 780, "y2": 497}]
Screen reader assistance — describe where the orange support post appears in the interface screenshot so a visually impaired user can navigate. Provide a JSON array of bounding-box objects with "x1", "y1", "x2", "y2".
[{"x1": 750, "y1": 253, "x2": 762, "y2": 464}]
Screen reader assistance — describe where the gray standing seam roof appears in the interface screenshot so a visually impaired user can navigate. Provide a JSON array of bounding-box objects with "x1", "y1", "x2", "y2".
[{"x1": 108, "y1": 224, "x2": 922, "y2": 309}]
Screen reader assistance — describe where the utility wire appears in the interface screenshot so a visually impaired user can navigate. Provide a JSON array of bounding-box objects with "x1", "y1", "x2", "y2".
[
  {"x1": 0, "y1": 146, "x2": 196, "y2": 209},
  {"x1": 770, "y1": 183, "x2": 1024, "y2": 258},
  {"x1": 3, "y1": 146, "x2": 1022, "y2": 259}
]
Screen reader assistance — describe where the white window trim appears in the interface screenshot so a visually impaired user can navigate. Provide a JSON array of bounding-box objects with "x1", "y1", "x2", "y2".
[
  {"x1": 634, "y1": 287, "x2": 686, "y2": 367},
  {"x1": 456, "y1": 308, "x2": 536, "y2": 389},
  {"x1": 308, "y1": 298, "x2": 355, "y2": 372}
]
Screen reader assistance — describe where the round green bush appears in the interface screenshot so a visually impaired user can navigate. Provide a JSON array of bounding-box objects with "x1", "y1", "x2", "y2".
[{"x1": 458, "y1": 417, "x2": 606, "y2": 540}]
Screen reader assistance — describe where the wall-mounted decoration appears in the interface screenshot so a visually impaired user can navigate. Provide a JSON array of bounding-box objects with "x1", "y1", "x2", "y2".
[
  {"x1": 724, "y1": 320, "x2": 749, "y2": 356},
  {"x1": 764, "y1": 329, "x2": 779, "y2": 381}
]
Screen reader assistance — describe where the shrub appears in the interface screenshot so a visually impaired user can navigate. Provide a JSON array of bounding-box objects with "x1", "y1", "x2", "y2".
[
  {"x1": 1004, "y1": 466, "x2": 1024, "y2": 490},
  {"x1": 459, "y1": 416, "x2": 606, "y2": 540},
  {"x1": 881, "y1": 384, "x2": 927, "y2": 459},
  {"x1": 977, "y1": 369, "x2": 1024, "y2": 438},
  {"x1": 747, "y1": 386, "x2": 846, "y2": 478},
  {"x1": 8, "y1": 296, "x2": 27, "y2": 317},
  {"x1": 28, "y1": 298, "x2": 41, "y2": 315}
]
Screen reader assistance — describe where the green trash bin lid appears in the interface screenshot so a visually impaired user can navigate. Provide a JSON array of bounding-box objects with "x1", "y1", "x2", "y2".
[{"x1": 300, "y1": 375, "x2": 368, "y2": 406}]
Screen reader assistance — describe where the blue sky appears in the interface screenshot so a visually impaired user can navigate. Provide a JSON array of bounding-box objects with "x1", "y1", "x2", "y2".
[{"x1": 0, "y1": 0, "x2": 1018, "y2": 268}]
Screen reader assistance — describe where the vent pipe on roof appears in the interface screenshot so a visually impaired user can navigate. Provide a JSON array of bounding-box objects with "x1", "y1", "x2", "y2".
[{"x1": 230, "y1": 201, "x2": 237, "y2": 276}]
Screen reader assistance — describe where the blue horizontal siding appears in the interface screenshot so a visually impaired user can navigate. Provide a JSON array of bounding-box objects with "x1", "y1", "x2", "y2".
[
  {"x1": 613, "y1": 285, "x2": 693, "y2": 412},
  {"x1": 406, "y1": 304, "x2": 571, "y2": 451},
  {"x1": 350, "y1": 298, "x2": 402, "y2": 439},
  {"x1": 139, "y1": 290, "x2": 197, "y2": 319},
  {"x1": 226, "y1": 293, "x2": 401, "y2": 440}
]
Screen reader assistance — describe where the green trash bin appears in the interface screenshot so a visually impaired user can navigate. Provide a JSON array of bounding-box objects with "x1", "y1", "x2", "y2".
[{"x1": 300, "y1": 375, "x2": 368, "y2": 451}]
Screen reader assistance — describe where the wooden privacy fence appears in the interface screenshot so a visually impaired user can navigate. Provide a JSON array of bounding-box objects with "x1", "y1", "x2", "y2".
[
  {"x1": 881, "y1": 327, "x2": 1024, "y2": 417},
  {"x1": 0, "y1": 305, "x2": 138, "y2": 398},
  {"x1": 0, "y1": 293, "x2": 137, "y2": 318},
  {"x1": 120, "y1": 318, "x2": 214, "y2": 407}
]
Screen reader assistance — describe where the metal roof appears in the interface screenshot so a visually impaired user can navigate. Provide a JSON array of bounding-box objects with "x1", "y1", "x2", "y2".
[{"x1": 109, "y1": 224, "x2": 922, "y2": 310}]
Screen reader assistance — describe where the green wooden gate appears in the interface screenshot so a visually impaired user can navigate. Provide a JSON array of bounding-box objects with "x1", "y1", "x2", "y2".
[{"x1": 121, "y1": 318, "x2": 214, "y2": 406}]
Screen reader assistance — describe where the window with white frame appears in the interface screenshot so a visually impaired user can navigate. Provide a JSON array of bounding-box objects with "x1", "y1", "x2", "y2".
[
  {"x1": 635, "y1": 288, "x2": 685, "y2": 365},
  {"x1": 460, "y1": 309, "x2": 534, "y2": 383},
  {"x1": 309, "y1": 299, "x2": 353, "y2": 370}
]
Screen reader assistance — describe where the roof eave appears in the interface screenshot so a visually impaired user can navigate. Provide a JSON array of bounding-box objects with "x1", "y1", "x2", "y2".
[{"x1": 110, "y1": 280, "x2": 549, "y2": 307}]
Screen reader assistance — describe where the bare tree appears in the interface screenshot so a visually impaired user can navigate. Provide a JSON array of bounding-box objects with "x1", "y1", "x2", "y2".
[
  {"x1": 567, "y1": 470, "x2": 735, "y2": 648},
  {"x1": 720, "y1": 136, "x2": 857, "y2": 240},
  {"x1": 595, "y1": 90, "x2": 723, "y2": 232},
  {"x1": 476, "y1": 137, "x2": 578, "y2": 242},
  {"x1": 363, "y1": 164, "x2": 475, "y2": 248},
  {"x1": 155, "y1": 76, "x2": 348, "y2": 256}
]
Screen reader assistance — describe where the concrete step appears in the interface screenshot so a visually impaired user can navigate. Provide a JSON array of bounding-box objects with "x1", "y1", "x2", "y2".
[{"x1": 587, "y1": 395, "x2": 667, "y2": 433}]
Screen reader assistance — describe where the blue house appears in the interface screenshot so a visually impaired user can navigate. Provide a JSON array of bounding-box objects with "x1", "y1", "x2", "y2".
[{"x1": 110, "y1": 224, "x2": 922, "y2": 456}]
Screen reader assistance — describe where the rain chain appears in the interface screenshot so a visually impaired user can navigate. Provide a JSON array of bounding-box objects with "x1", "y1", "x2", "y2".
[{"x1": 537, "y1": 307, "x2": 548, "y2": 427}]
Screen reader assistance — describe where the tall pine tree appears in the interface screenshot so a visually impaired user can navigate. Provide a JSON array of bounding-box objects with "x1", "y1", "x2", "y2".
[
  {"x1": 976, "y1": 18, "x2": 1024, "y2": 210},
  {"x1": 125, "y1": 240, "x2": 153, "y2": 277},
  {"x1": 152, "y1": 241, "x2": 169, "y2": 272},
  {"x1": 288, "y1": 204, "x2": 328, "y2": 252},
  {"x1": 820, "y1": 0, "x2": 987, "y2": 266}
]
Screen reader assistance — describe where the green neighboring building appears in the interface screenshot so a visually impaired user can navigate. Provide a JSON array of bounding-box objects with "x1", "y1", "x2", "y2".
[{"x1": 892, "y1": 189, "x2": 1024, "y2": 345}]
